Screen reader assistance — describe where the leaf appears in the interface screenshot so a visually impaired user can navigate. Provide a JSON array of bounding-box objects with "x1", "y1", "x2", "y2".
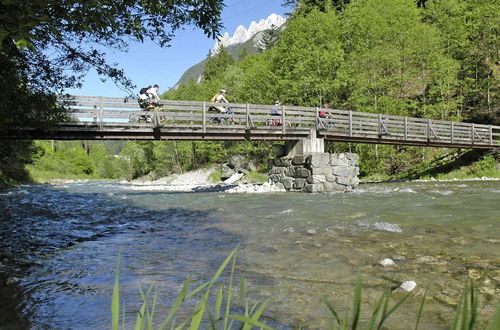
[
  {"x1": 189, "y1": 299, "x2": 206, "y2": 330},
  {"x1": 111, "y1": 252, "x2": 121, "y2": 330}
]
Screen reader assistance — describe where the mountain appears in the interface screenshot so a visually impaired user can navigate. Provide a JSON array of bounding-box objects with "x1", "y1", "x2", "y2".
[{"x1": 172, "y1": 14, "x2": 286, "y2": 89}]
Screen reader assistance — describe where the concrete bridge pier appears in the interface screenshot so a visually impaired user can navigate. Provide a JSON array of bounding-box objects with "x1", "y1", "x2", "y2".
[{"x1": 269, "y1": 129, "x2": 360, "y2": 193}]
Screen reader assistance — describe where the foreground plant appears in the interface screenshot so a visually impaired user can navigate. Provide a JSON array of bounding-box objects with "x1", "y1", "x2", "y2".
[
  {"x1": 111, "y1": 248, "x2": 271, "y2": 330},
  {"x1": 112, "y1": 251, "x2": 500, "y2": 329}
]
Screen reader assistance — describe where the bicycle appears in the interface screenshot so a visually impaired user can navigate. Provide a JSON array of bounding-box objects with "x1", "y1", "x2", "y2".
[
  {"x1": 265, "y1": 118, "x2": 291, "y2": 127},
  {"x1": 209, "y1": 107, "x2": 236, "y2": 125}
]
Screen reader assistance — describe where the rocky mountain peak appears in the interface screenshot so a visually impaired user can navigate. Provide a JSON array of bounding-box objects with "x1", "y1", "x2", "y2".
[{"x1": 211, "y1": 13, "x2": 286, "y2": 54}]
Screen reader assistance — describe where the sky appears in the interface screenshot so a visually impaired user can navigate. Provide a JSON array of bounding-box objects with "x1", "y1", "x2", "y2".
[{"x1": 65, "y1": 0, "x2": 288, "y2": 97}]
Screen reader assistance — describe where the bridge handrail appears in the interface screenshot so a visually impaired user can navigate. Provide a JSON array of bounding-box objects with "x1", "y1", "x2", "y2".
[{"x1": 57, "y1": 95, "x2": 500, "y2": 148}]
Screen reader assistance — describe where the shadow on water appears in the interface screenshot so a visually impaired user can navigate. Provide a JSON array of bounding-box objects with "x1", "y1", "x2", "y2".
[{"x1": 0, "y1": 184, "x2": 248, "y2": 329}]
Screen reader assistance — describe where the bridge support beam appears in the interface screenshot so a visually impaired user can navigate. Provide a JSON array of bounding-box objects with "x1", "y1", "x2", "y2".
[
  {"x1": 284, "y1": 129, "x2": 325, "y2": 156},
  {"x1": 269, "y1": 130, "x2": 360, "y2": 193}
]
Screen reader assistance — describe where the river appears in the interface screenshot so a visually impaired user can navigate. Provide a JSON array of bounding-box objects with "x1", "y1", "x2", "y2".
[{"x1": 0, "y1": 180, "x2": 498, "y2": 329}]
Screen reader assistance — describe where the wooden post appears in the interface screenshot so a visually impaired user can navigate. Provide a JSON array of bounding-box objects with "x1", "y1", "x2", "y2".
[
  {"x1": 99, "y1": 96, "x2": 104, "y2": 130},
  {"x1": 202, "y1": 101, "x2": 206, "y2": 133},
  {"x1": 349, "y1": 110, "x2": 353, "y2": 137},
  {"x1": 281, "y1": 105, "x2": 285, "y2": 134},
  {"x1": 404, "y1": 116, "x2": 408, "y2": 140},
  {"x1": 471, "y1": 124, "x2": 474, "y2": 144},
  {"x1": 378, "y1": 113, "x2": 382, "y2": 136},
  {"x1": 489, "y1": 125, "x2": 493, "y2": 146},
  {"x1": 427, "y1": 118, "x2": 431, "y2": 141},
  {"x1": 246, "y1": 103, "x2": 250, "y2": 129},
  {"x1": 450, "y1": 122, "x2": 454, "y2": 144}
]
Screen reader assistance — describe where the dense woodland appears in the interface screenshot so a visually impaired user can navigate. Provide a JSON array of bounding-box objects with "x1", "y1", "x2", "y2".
[{"x1": 1, "y1": 0, "x2": 499, "y2": 185}]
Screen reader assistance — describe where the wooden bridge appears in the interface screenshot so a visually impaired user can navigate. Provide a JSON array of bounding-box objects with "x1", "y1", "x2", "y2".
[{"x1": 5, "y1": 95, "x2": 499, "y2": 149}]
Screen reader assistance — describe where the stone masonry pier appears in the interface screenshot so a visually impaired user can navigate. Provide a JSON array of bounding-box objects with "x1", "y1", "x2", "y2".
[{"x1": 268, "y1": 129, "x2": 360, "y2": 193}]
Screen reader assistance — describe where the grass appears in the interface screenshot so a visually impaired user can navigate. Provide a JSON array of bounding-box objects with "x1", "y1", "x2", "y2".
[{"x1": 112, "y1": 250, "x2": 500, "y2": 329}]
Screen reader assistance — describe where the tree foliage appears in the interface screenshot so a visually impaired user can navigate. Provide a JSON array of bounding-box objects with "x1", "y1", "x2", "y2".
[
  {"x1": 0, "y1": 0, "x2": 224, "y2": 184},
  {"x1": 0, "y1": 0, "x2": 224, "y2": 131},
  {"x1": 203, "y1": 45, "x2": 235, "y2": 82}
]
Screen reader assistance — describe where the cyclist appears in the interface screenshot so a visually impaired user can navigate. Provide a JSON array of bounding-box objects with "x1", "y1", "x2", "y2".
[{"x1": 269, "y1": 100, "x2": 282, "y2": 126}]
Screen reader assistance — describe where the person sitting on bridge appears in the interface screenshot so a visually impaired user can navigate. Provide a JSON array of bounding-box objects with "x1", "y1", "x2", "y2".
[
  {"x1": 269, "y1": 100, "x2": 282, "y2": 126},
  {"x1": 139, "y1": 84, "x2": 161, "y2": 111},
  {"x1": 209, "y1": 89, "x2": 229, "y2": 113}
]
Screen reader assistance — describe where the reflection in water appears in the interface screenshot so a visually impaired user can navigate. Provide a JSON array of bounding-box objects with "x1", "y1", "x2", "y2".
[{"x1": 0, "y1": 181, "x2": 498, "y2": 328}]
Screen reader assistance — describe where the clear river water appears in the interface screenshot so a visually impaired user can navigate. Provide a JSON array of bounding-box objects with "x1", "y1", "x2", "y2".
[{"x1": 0, "y1": 180, "x2": 498, "y2": 329}]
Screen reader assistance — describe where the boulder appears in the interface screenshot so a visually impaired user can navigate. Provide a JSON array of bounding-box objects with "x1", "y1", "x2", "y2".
[
  {"x1": 228, "y1": 155, "x2": 249, "y2": 172},
  {"x1": 221, "y1": 164, "x2": 236, "y2": 180}
]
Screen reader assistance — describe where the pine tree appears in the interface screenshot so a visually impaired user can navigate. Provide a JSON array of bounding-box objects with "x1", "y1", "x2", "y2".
[
  {"x1": 202, "y1": 45, "x2": 235, "y2": 82},
  {"x1": 256, "y1": 25, "x2": 281, "y2": 52}
]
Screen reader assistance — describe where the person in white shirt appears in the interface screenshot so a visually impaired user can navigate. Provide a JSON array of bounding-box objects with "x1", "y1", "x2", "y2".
[{"x1": 139, "y1": 84, "x2": 160, "y2": 110}]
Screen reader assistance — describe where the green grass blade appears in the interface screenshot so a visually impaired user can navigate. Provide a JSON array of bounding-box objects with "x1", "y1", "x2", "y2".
[
  {"x1": 414, "y1": 284, "x2": 429, "y2": 330},
  {"x1": 364, "y1": 290, "x2": 387, "y2": 330},
  {"x1": 461, "y1": 281, "x2": 470, "y2": 330},
  {"x1": 321, "y1": 294, "x2": 341, "y2": 325},
  {"x1": 229, "y1": 314, "x2": 274, "y2": 329},
  {"x1": 148, "y1": 287, "x2": 159, "y2": 330},
  {"x1": 134, "y1": 300, "x2": 147, "y2": 330},
  {"x1": 215, "y1": 284, "x2": 224, "y2": 322},
  {"x1": 352, "y1": 273, "x2": 362, "y2": 330},
  {"x1": 469, "y1": 280, "x2": 478, "y2": 329},
  {"x1": 243, "y1": 299, "x2": 270, "y2": 330},
  {"x1": 159, "y1": 276, "x2": 192, "y2": 330},
  {"x1": 112, "y1": 252, "x2": 121, "y2": 330},
  {"x1": 174, "y1": 319, "x2": 188, "y2": 330},
  {"x1": 224, "y1": 251, "x2": 238, "y2": 330},
  {"x1": 488, "y1": 302, "x2": 500, "y2": 330},
  {"x1": 377, "y1": 292, "x2": 411, "y2": 329},
  {"x1": 240, "y1": 278, "x2": 247, "y2": 307},
  {"x1": 190, "y1": 299, "x2": 206, "y2": 330}
]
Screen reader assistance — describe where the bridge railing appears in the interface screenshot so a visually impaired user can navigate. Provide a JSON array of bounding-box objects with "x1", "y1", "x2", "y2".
[
  {"x1": 317, "y1": 109, "x2": 499, "y2": 146},
  {"x1": 57, "y1": 95, "x2": 499, "y2": 147},
  {"x1": 58, "y1": 96, "x2": 315, "y2": 133}
]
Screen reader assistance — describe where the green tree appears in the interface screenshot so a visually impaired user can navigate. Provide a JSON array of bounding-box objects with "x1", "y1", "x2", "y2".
[
  {"x1": 0, "y1": 0, "x2": 224, "y2": 184},
  {"x1": 270, "y1": 8, "x2": 345, "y2": 106},
  {"x1": 423, "y1": 0, "x2": 499, "y2": 123},
  {"x1": 256, "y1": 24, "x2": 282, "y2": 52},
  {"x1": 338, "y1": 0, "x2": 459, "y2": 117},
  {"x1": 203, "y1": 45, "x2": 235, "y2": 82}
]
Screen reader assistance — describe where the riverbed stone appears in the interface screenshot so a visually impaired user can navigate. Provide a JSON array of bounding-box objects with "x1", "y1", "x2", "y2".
[
  {"x1": 332, "y1": 166, "x2": 354, "y2": 177},
  {"x1": 221, "y1": 164, "x2": 236, "y2": 180},
  {"x1": 282, "y1": 177, "x2": 294, "y2": 189},
  {"x1": 295, "y1": 167, "x2": 310, "y2": 178},
  {"x1": 303, "y1": 183, "x2": 323, "y2": 193},
  {"x1": 274, "y1": 157, "x2": 292, "y2": 167},
  {"x1": 294, "y1": 178, "x2": 307, "y2": 189},
  {"x1": 312, "y1": 175, "x2": 326, "y2": 183},
  {"x1": 310, "y1": 153, "x2": 330, "y2": 167},
  {"x1": 379, "y1": 258, "x2": 396, "y2": 267},
  {"x1": 331, "y1": 155, "x2": 349, "y2": 167},
  {"x1": 337, "y1": 177, "x2": 353, "y2": 186},
  {"x1": 292, "y1": 155, "x2": 307, "y2": 165},
  {"x1": 399, "y1": 281, "x2": 417, "y2": 292},
  {"x1": 269, "y1": 167, "x2": 286, "y2": 175}
]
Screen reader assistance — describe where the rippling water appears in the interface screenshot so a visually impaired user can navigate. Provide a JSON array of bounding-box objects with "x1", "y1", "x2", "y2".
[{"x1": 0, "y1": 181, "x2": 498, "y2": 329}]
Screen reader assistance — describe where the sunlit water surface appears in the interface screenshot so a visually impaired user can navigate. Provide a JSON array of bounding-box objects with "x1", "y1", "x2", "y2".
[{"x1": 0, "y1": 181, "x2": 498, "y2": 329}]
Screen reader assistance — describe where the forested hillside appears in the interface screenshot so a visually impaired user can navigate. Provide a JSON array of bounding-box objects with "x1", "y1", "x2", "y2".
[
  {"x1": 157, "y1": 0, "x2": 499, "y2": 180},
  {"x1": 2, "y1": 0, "x2": 498, "y2": 184}
]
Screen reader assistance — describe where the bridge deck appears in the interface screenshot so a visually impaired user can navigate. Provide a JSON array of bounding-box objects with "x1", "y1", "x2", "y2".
[{"x1": 4, "y1": 96, "x2": 499, "y2": 149}]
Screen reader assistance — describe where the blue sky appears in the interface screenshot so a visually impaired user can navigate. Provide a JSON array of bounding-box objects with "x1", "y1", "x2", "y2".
[{"x1": 66, "y1": 0, "x2": 288, "y2": 97}]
